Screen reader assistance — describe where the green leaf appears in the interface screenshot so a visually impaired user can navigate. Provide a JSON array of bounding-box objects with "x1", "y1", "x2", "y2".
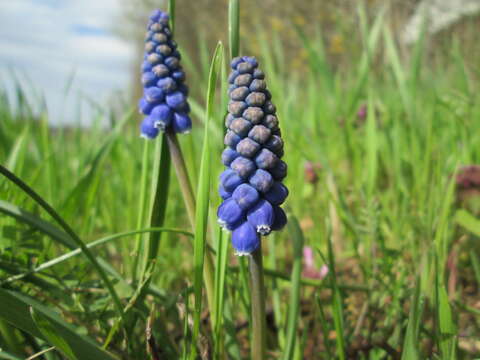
[
  {"x1": 0, "y1": 289, "x2": 117, "y2": 360},
  {"x1": 455, "y1": 209, "x2": 480, "y2": 236},
  {"x1": 228, "y1": 0, "x2": 239, "y2": 59},
  {"x1": 283, "y1": 215, "x2": 304, "y2": 360},
  {"x1": 190, "y1": 41, "x2": 223, "y2": 358},
  {"x1": 401, "y1": 277, "x2": 424, "y2": 360},
  {"x1": 30, "y1": 307, "x2": 77, "y2": 360}
]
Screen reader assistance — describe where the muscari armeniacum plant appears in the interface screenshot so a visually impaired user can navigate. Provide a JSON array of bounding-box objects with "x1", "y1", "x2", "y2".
[
  {"x1": 218, "y1": 56, "x2": 288, "y2": 255},
  {"x1": 139, "y1": 10, "x2": 191, "y2": 138}
]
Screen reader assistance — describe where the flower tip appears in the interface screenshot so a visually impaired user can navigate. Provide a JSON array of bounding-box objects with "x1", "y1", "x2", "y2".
[
  {"x1": 256, "y1": 225, "x2": 271, "y2": 236},
  {"x1": 234, "y1": 250, "x2": 253, "y2": 257}
]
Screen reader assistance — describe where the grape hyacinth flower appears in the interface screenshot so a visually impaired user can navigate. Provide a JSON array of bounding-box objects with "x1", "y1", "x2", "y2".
[
  {"x1": 218, "y1": 56, "x2": 288, "y2": 255},
  {"x1": 138, "y1": 10, "x2": 191, "y2": 138}
]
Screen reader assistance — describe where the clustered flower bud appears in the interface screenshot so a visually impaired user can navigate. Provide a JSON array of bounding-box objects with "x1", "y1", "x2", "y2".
[
  {"x1": 218, "y1": 56, "x2": 288, "y2": 255},
  {"x1": 138, "y1": 10, "x2": 191, "y2": 138}
]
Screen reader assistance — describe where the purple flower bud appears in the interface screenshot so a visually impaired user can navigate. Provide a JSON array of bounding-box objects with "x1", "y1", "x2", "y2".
[
  {"x1": 172, "y1": 112, "x2": 191, "y2": 134},
  {"x1": 230, "y1": 118, "x2": 253, "y2": 137},
  {"x1": 164, "y1": 56, "x2": 179, "y2": 70},
  {"x1": 219, "y1": 185, "x2": 232, "y2": 200},
  {"x1": 225, "y1": 113, "x2": 235, "y2": 128},
  {"x1": 249, "y1": 79, "x2": 266, "y2": 92},
  {"x1": 232, "y1": 221, "x2": 260, "y2": 255},
  {"x1": 271, "y1": 206, "x2": 287, "y2": 230},
  {"x1": 140, "y1": 116, "x2": 159, "y2": 139},
  {"x1": 271, "y1": 160, "x2": 287, "y2": 180},
  {"x1": 230, "y1": 86, "x2": 250, "y2": 101},
  {"x1": 236, "y1": 138, "x2": 260, "y2": 158},
  {"x1": 228, "y1": 101, "x2": 247, "y2": 117},
  {"x1": 264, "y1": 182, "x2": 288, "y2": 205},
  {"x1": 248, "y1": 125, "x2": 271, "y2": 144},
  {"x1": 166, "y1": 91, "x2": 186, "y2": 110},
  {"x1": 157, "y1": 77, "x2": 177, "y2": 93},
  {"x1": 157, "y1": 44, "x2": 172, "y2": 56},
  {"x1": 255, "y1": 148, "x2": 278, "y2": 170},
  {"x1": 246, "y1": 92, "x2": 266, "y2": 107},
  {"x1": 222, "y1": 148, "x2": 239, "y2": 166},
  {"x1": 231, "y1": 56, "x2": 243, "y2": 69},
  {"x1": 247, "y1": 200, "x2": 274, "y2": 235},
  {"x1": 142, "y1": 60, "x2": 153, "y2": 72},
  {"x1": 264, "y1": 135, "x2": 283, "y2": 154},
  {"x1": 231, "y1": 157, "x2": 256, "y2": 179},
  {"x1": 218, "y1": 198, "x2": 244, "y2": 230},
  {"x1": 142, "y1": 72, "x2": 157, "y2": 87},
  {"x1": 228, "y1": 70, "x2": 239, "y2": 84},
  {"x1": 243, "y1": 107, "x2": 264, "y2": 124},
  {"x1": 242, "y1": 56, "x2": 258, "y2": 68},
  {"x1": 253, "y1": 68, "x2": 265, "y2": 79},
  {"x1": 145, "y1": 87, "x2": 164, "y2": 103},
  {"x1": 139, "y1": 97, "x2": 154, "y2": 115},
  {"x1": 237, "y1": 62, "x2": 254, "y2": 74},
  {"x1": 249, "y1": 169, "x2": 273, "y2": 193},
  {"x1": 152, "y1": 64, "x2": 170, "y2": 78},
  {"x1": 232, "y1": 184, "x2": 259, "y2": 210},
  {"x1": 234, "y1": 74, "x2": 252, "y2": 87},
  {"x1": 263, "y1": 100, "x2": 276, "y2": 114},
  {"x1": 220, "y1": 169, "x2": 244, "y2": 192},
  {"x1": 172, "y1": 70, "x2": 185, "y2": 82},
  {"x1": 224, "y1": 130, "x2": 242, "y2": 148},
  {"x1": 263, "y1": 114, "x2": 278, "y2": 130},
  {"x1": 150, "y1": 104, "x2": 172, "y2": 130}
]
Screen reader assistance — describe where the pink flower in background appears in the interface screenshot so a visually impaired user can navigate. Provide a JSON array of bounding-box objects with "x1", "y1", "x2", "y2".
[
  {"x1": 302, "y1": 246, "x2": 329, "y2": 280},
  {"x1": 357, "y1": 104, "x2": 367, "y2": 121}
]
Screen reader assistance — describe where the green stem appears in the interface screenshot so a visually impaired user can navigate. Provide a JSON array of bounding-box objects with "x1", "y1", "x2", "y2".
[
  {"x1": 165, "y1": 131, "x2": 216, "y2": 323},
  {"x1": 132, "y1": 140, "x2": 150, "y2": 282},
  {"x1": 249, "y1": 243, "x2": 267, "y2": 360}
]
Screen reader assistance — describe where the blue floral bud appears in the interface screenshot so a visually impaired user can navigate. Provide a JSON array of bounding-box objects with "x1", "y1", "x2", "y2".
[
  {"x1": 231, "y1": 156, "x2": 256, "y2": 178},
  {"x1": 220, "y1": 169, "x2": 244, "y2": 192},
  {"x1": 139, "y1": 97, "x2": 154, "y2": 115},
  {"x1": 255, "y1": 148, "x2": 278, "y2": 170},
  {"x1": 243, "y1": 107, "x2": 264, "y2": 124},
  {"x1": 236, "y1": 138, "x2": 260, "y2": 158},
  {"x1": 228, "y1": 70, "x2": 240, "y2": 84},
  {"x1": 249, "y1": 79, "x2": 266, "y2": 92},
  {"x1": 145, "y1": 87, "x2": 164, "y2": 103},
  {"x1": 264, "y1": 182, "x2": 288, "y2": 205},
  {"x1": 246, "y1": 92, "x2": 266, "y2": 107},
  {"x1": 232, "y1": 221, "x2": 260, "y2": 255},
  {"x1": 157, "y1": 77, "x2": 177, "y2": 93},
  {"x1": 219, "y1": 185, "x2": 232, "y2": 200},
  {"x1": 218, "y1": 198, "x2": 244, "y2": 230},
  {"x1": 242, "y1": 56, "x2": 258, "y2": 67},
  {"x1": 271, "y1": 206, "x2": 287, "y2": 231},
  {"x1": 234, "y1": 74, "x2": 252, "y2": 87},
  {"x1": 271, "y1": 160, "x2": 287, "y2": 180},
  {"x1": 222, "y1": 148, "x2": 239, "y2": 166},
  {"x1": 230, "y1": 118, "x2": 253, "y2": 137},
  {"x1": 172, "y1": 112, "x2": 191, "y2": 134},
  {"x1": 247, "y1": 199, "x2": 274, "y2": 235},
  {"x1": 253, "y1": 68, "x2": 265, "y2": 79},
  {"x1": 139, "y1": 10, "x2": 191, "y2": 136},
  {"x1": 232, "y1": 183, "x2": 259, "y2": 210},
  {"x1": 166, "y1": 91, "x2": 186, "y2": 110},
  {"x1": 231, "y1": 56, "x2": 244, "y2": 69},
  {"x1": 237, "y1": 61, "x2": 254, "y2": 74},
  {"x1": 230, "y1": 86, "x2": 250, "y2": 101},
  {"x1": 228, "y1": 101, "x2": 247, "y2": 117},
  {"x1": 140, "y1": 116, "x2": 160, "y2": 139},
  {"x1": 248, "y1": 125, "x2": 271, "y2": 144},
  {"x1": 142, "y1": 72, "x2": 157, "y2": 87},
  {"x1": 225, "y1": 113, "x2": 235, "y2": 128},
  {"x1": 150, "y1": 104, "x2": 172, "y2": 130},
  {"x1": 263, "y1": 100, "x2": 276, "y2": 114},
  {"x1": 249, "y1": 169, "x2": 273, "y2": 193},
  {"x1": 224, "y1": 130, "x2": 242, "y2": 148}
]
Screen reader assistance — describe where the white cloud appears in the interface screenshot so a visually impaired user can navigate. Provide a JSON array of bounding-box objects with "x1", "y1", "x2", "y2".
[{"x1": 0, "y1": 0, "x2": 134, "y2": 125}]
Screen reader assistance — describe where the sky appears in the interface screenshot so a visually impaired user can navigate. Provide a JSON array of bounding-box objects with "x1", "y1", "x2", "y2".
[{"x1": 0, "y1": 0, "x2": 134, "y2": 125}]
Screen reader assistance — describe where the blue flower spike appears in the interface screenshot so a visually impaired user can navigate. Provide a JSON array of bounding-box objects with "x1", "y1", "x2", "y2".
[
  {"x1": 217, "y1": 56, "x2": 288, "y2": 256},
  {"x1": 138, "y1": 10, "x2": 191, "y2": 138}
]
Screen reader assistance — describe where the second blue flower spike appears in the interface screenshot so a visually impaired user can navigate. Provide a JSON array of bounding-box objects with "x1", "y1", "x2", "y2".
[{"x1": 139, "y1": 10, "x2": 191, "y2": 138}]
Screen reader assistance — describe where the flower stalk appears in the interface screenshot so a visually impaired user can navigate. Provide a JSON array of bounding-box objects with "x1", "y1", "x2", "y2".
[{"x1": 249, "y1": 243, "x2": 267, "y2": 360}]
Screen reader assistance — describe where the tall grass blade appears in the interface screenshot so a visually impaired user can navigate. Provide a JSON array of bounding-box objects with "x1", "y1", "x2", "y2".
[
  {"x1": 282, "y1": 216, "x2": 304, "y2": 360},
  {"x1": 228, "y1": 0, "x2": 240, "y2": 59},
  {"x1": 190, "y1": 41, "x2": 223, "y2": 358}
]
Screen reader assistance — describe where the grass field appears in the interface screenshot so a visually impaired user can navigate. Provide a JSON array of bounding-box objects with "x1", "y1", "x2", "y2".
[{"x1": 1, "y1": 2, "x2": 480, "y2": 359}]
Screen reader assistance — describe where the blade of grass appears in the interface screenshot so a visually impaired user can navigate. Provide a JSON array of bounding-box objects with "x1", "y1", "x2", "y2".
[
  {"x1": 282, "y1": 215, "x2": 304, "y2": 360},
  {"x1": 228, "y1": 0, "x2": 239, "y2": 59},
  {"x1": 401, "y1": 277, "x2": 424, "y2": 360},
  {"x1": 0, "y1": 165, "x2": 125, "y2": 324},
  {"x1": 190, "y1": 41, "x2": 223, "y2": 359}
]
